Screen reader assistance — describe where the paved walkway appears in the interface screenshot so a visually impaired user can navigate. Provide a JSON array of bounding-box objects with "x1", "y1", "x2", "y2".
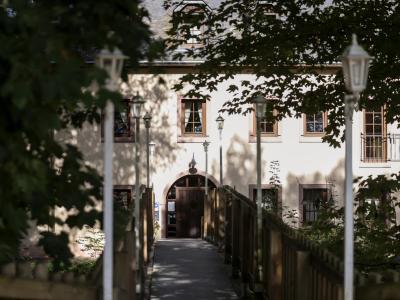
[{"x1": 150, "y1": 239, "x2": 238, "y2": 300}]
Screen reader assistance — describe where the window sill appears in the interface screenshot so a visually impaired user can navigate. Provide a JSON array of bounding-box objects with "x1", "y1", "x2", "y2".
[
  {"x1": 299, "y1": 135, "x2": 324, "y2": 143},
  {"x1": 249, "y1": 135, "x2": 282, "y2": 143},
  {"x1": 101, "y1": 137, "x2": 135, "y2": 143},
  {"x1": 359, "y1": 162, "x2": 391, "y2": 168},
  {"x1": 177, "y1": 135, "x2": 208, "y2": 143}
]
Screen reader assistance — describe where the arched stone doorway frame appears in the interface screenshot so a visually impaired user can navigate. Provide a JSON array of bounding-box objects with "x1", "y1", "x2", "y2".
[{"x1": 159, "y1": 171, "x2": 219, "y2": 238}]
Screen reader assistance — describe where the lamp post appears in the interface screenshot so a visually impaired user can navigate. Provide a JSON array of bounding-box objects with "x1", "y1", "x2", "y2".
[
  {"x1": 216, "y1": 115, "x2": 225, "y2": 185},
  {"x1": 341, "y1": 34, "x2": 371, "y2": 300},
  {"x1": 252, "y1": 94, "x2": 267, "y2": 286},
  {"x1": 143, "y1": 112, "x2": 152, "y2": 188},
  {"x1": 202, "y1": 141, "x2": 210, "y2": 195},
  {"x1": 149, "y1": 142, "x2": 156, "y2": 188},
  {"x1": 96, "y1": 47, "x2": 126, "y2": 300},
  {"x1": 131, "y1": 92, "x2": 145, "y2": 293}
]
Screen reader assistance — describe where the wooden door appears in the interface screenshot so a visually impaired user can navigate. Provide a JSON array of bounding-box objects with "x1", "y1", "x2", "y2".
[{"x1": 176, "y1": 187, "x2": 204, "y2": 238}]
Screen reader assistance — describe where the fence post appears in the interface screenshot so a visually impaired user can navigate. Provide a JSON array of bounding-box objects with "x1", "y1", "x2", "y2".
[
  {"x1": 139, "y1": 190, "x2": 145, "y2": 299},
  {"x1": 224, "y1": 190, "x2": 232, "y2": 264},
  {"x1": 231, "y1": 195, "x2": 240, "y2": 278},
  {"x1": 296, "y1": 250, "x2": 311, "y2": 300},
  {"x1": 203, "y1": 193, "x2": 209, "y2": 240},
  {"x1": 211, "y1": 189, "x2": 216, "y2": 243},
  {"x1": 269, "y1": 229, "x2": 283, "y2": 300}
]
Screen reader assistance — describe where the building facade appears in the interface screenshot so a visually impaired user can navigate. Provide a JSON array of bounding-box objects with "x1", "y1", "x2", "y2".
[{"x1": 68, "y1": 0, "x2": 400, "y2": 240}]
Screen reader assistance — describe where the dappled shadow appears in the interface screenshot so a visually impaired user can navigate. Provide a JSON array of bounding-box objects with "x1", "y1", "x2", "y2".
[
  {"x1": 224, "y1": 134, "x2": 266, "y2": 195},
  {"x1": 151, "y1": 239, "x2": 238, "y2": 300},
  {"x1": 284, "y1": 159, "x2": 345, "y2": 226},
  {"x1": 53, "y1": 74, "x2": 182, "y2": 256}
]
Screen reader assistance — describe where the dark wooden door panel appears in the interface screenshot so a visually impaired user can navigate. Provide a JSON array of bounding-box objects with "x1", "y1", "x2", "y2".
[{"x1": 176, "y1": 188, "x2": 205, "y2": 238}]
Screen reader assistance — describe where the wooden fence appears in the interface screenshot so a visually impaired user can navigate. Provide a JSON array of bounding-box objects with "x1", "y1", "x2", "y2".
[
  {"x1": 0, "y1": 187, "x2": 155, "y2": 300},
  {"x1": 203, "y1": 186, "x2": 400, "y2": 300}
]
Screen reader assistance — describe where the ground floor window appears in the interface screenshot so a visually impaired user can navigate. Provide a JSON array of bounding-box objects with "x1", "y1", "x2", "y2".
[
  {"x1": 302, "y1": 187, "x2": 329, "y2": 223},
  {"x1": 113, "y1": 186, "x2": 133, "y2": 210},
  {"x1": 250, "y1": 184, "x2": 282, "y2": 215}
]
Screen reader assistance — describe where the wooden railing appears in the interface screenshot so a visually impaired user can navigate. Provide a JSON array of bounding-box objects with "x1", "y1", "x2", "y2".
[
  {"x1": 204, "y1": 186, "x2": 400, "y2": 300},
  {"x1": 0, "y1": 187, "x2": 155, "y2": 300}
]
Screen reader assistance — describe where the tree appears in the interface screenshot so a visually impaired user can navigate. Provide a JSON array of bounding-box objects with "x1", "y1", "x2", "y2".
[
  {"x1": 299, "y1": 174, "x2": 400, "y2": 271},
  {"x1": 164, "y1": 0, "x2": 400, "y2": 269},
  {"x1": 164, "y1": 0, "x2": 400, "y2": 147},
  {"x1": 0, "y1": 0, "x2": 163, "y2": 268}
]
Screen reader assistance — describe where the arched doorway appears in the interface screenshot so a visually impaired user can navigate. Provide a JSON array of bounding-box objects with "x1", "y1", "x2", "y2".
[{"x1": 165, "y1": 174, "x2": 216, "y2": 238}]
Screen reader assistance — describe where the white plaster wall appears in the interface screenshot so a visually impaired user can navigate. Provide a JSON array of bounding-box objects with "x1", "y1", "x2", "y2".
[{"x1": 72, "y1": 73, "x2": 400, "y2": 233}]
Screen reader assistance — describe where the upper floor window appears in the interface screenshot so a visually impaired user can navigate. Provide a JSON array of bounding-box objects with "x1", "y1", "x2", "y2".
[
  {"x1": 173, "y1": 1, "x2": 210, "y2": 49},
  {"x1": 102, "y1": 100, "x2": 134, "y2": 143},
  {"x1": 186, "y1": 24, "x2": 203, "y2": 46},
  {"x1": 253, "y1": 105, "x2": 278, "y2": 136},
  {"x1": 362, "y1": 107, "x2": 387, "y2": 162},
  {"x1": 257, "y1": 1, "x2": 277, "y2": 19},
  {"x1": 181, "y1": 99, "x2": 206, "y2": 136},
  {"x1": 303, "y1": 112, "x2": 327, "y2": 136}
]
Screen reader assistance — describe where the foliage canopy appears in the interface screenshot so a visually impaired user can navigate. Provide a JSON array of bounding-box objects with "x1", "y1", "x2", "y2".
[
  {"x1": 164, "y1": 0, "x2": 400, "y2": 147},
  {"x1": 0, "y1": 0, "x2": 162, "y2": 267}
]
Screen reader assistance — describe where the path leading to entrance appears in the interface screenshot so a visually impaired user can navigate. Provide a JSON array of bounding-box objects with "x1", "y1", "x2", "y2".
[{"x1": 150, "y1": 239, "x2": 238, "y2": 300}]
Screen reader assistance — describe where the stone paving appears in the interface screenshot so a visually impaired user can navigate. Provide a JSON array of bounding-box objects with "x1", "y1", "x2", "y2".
[{"x1": 150, "y1": 239, "x2": 239, "y2": 300}]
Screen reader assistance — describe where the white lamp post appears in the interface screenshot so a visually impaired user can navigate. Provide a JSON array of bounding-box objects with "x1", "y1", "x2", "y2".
[
  {"x1": 341, "y1": 34, "x2": 371, "y2": 300},
  {"x1": 131, "y1": 92, "x2": 145, "y2": 295},
  {"x1": 202, "y1": 141, "x2": 210, "y2": 195},
  {"x1": 143, "y1": 112, "x2": 152, "y2": 188},
  {"x1": 252, "y1": 94, "x2": 266, "y2": 286},
  {"x1": 96, "y1": 47, "x2": 126, "y2": 300},
  {"x1": 216, "y1": 115, "x2": 225, "y2": 185}
]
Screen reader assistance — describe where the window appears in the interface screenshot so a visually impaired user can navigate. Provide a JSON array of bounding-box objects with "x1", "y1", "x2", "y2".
[
  {"x1": 257, "y1": 1, "x2": 277, "y2": 18},
  {"x1": 252, "y1": 105, "x2": 278, "y2": 136},
  {"x1": 303, "y1": 112, "x2": 327, "y2": 135},
  {"x1": 180, "y1": 99, "x2": 206, "y2": 136},
  {"x1": 174, "y1": 2, "x2": 209, "y2": 48},
  {"x1": 102, "y1": 100, "x2": 134, "y2": 143},
  {"x1": 249, "y1": 184, "x2": 282, "y2": 215},
  {"x1": 187, "y1": 24, "x2": 203, "y2": 45},
  {"x1": 301, "y1": 188, "x2": 329, "y2": 223},
  {"x1": 113, "y1": 186, "x2": 133, "y2": 210},
  {"x1": 362, "y1": 107, "x2": 387, "y2": 162}
]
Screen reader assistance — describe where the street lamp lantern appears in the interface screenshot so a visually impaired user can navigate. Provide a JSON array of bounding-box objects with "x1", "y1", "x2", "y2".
[
  {"x1": 131, "y1": 92, "x2": 145, "y2": 118},
  {"x1": 143, "y1": 112, "x2": 152, "y2": 129},
  {"x1": 202, "y1": 140, "x2": 210, "y2": 152},
  {"x1": 341, "y1": 34, "x2": 372, "y2": 96},
  {"x1": 252, "y1": 94, "x2": 267, "y2": 118},
  {"x1": 96, "y1": 47, "x2": 126, "y2": 85},
  {"x1": 216, "y1": 115, "x2": 225, "y2": 132}
]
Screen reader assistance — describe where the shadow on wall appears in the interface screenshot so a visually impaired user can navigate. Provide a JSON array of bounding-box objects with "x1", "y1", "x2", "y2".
[
  {"x1": 53, "y1": 74, "x2": 182, "y2": 256},
  {"x1": 125, "y1": 75, "x2": 182, "y2": 175},
  {"x1": 58, "y1": 74, "x2": 182, "y2": 185},
  {"x1": 224, "y1": 134, "x2": 266, "y2": 195},
  {"x1": 284, "y1": 159, "x2": 345, "y2": 225}
]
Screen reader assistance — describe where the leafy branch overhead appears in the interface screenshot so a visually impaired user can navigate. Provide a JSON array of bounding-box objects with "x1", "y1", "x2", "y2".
[
  {"x1": 0, "y1": 0, "x2": 162, "y2": 267},
  {"x1": 164, "y1": 0, "x2": 400, "y2": 147}
]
